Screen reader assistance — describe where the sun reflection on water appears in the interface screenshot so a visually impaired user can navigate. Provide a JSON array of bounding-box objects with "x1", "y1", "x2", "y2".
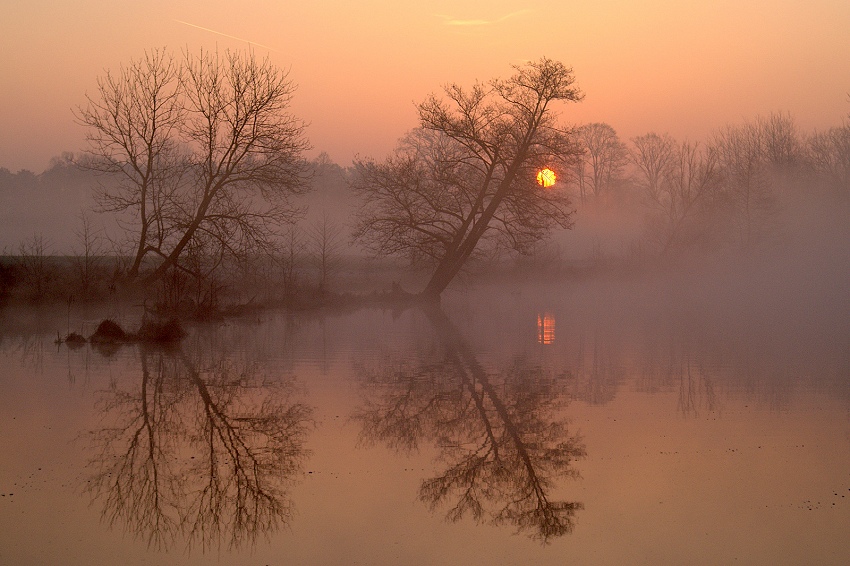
[{"x1": 537, "y1": 313, "x2": 555, "y2": 344}]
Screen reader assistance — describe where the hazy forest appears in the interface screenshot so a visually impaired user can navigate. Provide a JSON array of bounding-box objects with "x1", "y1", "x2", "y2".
[{"x1": 0, "y1": 50, "x2": 848, "y2": 319}]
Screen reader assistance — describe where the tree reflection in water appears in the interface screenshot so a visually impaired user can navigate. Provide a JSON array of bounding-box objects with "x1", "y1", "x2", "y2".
[
  {"x1": 355, "y1": 306, "x2": 586, "y2": 543},
  {"x1": 84, "y1": 343, "x2": 314, "y2": 551}
]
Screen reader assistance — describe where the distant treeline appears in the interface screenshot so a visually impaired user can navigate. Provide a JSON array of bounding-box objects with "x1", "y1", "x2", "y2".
[{"x1": 1, "y1": 110, "x2": 848, "y2": 313}]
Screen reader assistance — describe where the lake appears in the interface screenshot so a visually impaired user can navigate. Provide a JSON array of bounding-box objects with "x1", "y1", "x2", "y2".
[{"x1": 1, "y1": 272, "x2": 849, "y2": 565}]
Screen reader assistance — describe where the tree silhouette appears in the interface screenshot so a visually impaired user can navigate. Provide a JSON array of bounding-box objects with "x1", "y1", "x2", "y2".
[
  {"x1": 77, "y1": 48, "x2": 310, "y2": 286},
  {"x1": 573, "y1": 122, "x2": 628, "y2": 200},
  {"x1": 631, "y1": 134, "x2": 720, "y2": 255},
  {"x1": 809, "y1": 124, "x2": 850, "y2": 198},
  {"x1": 352, "y1": 58, "x2": 583, "y2": 298},
  {"x1": 711, "y1": 120, "x2": 778, "y2": 248}
]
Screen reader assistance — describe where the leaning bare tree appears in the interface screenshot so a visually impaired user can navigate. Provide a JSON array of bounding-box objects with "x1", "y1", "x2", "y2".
[
  {"x1": 352, "y1": 58, "x2": 583, "y2": 299},
  {"x1": 77, "y1": 48, "x2": 310, "y2": 287}
]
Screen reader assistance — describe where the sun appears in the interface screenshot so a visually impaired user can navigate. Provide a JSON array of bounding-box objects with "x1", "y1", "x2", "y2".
[{"x1": 536, "y1": 168, "x2": 556, "y2": 188}]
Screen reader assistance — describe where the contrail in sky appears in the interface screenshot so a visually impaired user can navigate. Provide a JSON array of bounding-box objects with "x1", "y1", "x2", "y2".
[
  {"x1": 174, "y1": 19, "x2": 279, "y2": 52},
  {"x1": 437, "y1": 9, "x2": 532, "y2": 27}
]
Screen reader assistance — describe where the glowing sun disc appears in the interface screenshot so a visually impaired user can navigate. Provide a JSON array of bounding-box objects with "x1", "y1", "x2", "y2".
[{"x1": 537, "y1": 168, "x2": 556, "y2": 188}]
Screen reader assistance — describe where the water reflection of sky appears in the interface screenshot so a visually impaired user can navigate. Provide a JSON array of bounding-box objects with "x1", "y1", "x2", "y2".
[{"x1": 0, "y1": 280, "x2": 848, "y2": 565}]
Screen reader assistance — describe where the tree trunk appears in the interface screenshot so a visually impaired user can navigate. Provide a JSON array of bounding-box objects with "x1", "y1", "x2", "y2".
[
  {"x1": 420, "y1": 159, "x2": 525, "y2": 298},
  {"x1": 142, "y1": 183, "x2": 216, "y2": 285}
]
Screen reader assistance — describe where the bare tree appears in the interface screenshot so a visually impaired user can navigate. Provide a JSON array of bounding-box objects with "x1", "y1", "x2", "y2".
[
  {"x1": 72, "y1": 211, "x2": 104, "y2": 298},
  {"x1": 630, "y1": 132, "x2": 676, "y2": 204},
  {"x1": 308, "y1": 212, "x2": 344, "y2": 293},
  {"x1": 145, "y1": 49, "x2": 310, "y2": 284},
  {"x1": 711, "y1": 121, "x2": 777, "y2": 248},
  {"x1": 756, "y1": 112, "x2": 804, "y2": 172},
  {"x1": 632, "y1": 135, "x2": 720, "y2": 255},
  {"x1": 663, "y1": 141, "x2": 721, "y2": 250},
  {"x1": 16, "y1": 233, "x2": 51, "y2": 301},
  {"x1": 574, "y1": 122, "x2": 629, "y2": 200},
  {"x1": 808, "y1": 124, "x2": 850, "y2": 198},
  {"x1": 76, "y1": 48, "x2": 184, "y2": 279},
  {"x1": 352, "y1": 58, "x2": 583, "y2": 299},
  {"x1": 77, "y1": 48, "x2": 310, "y2": 287},
  {"x1": 278, "y1": 224, "x2": 305, "y2": 300}
]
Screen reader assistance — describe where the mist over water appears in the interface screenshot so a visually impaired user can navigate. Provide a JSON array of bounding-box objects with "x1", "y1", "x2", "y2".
[
  {"x1": 2, "y1": 108, "x2": 850, "y2": 564},
  {"x1": 1, "y1": 264, "x2": 848, "y2": 564}
]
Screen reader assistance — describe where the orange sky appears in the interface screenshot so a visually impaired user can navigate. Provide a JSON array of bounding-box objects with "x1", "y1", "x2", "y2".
[{"x1": 1, "y1": 0, "x2": 849, "y2": 172}]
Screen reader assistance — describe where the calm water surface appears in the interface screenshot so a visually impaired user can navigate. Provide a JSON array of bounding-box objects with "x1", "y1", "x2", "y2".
[{"x1": 1, "y1": 277, "x2": 849, "y2": 565}]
